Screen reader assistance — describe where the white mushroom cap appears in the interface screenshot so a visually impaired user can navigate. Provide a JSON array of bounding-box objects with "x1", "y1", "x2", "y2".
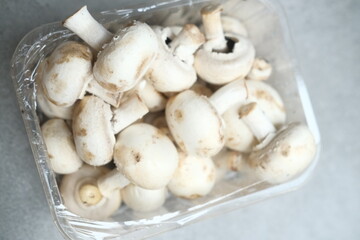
[
  {"x1": 40, "y1": 41, "x2": 93, "y2": 107},
  {"x1": 72, "y1": 96, "x2": 115, "y2": 166},
  {"x1": 238, "y1": 103, "x2": 316, "y2": 184},
  {"x1": 146, "y1": 24, "x2": 204, "y2": 92},
  {"x1": 114, "y1": 123, "x2": 178, "y2": 189},
  {"x1": 166, "y1": 90, "x2": 224, "y2": 157},
  {"x1": 93, "y1": 21, "x2": 159, "y2": 93},
  {"x1": 248, "y1": 123, "x2": 316, "y2": 184},
  {"x1": 194, "y1": 5, "x2": 255, "y2": 85},
  {"x1": 36, "y1": 76, "x2": 74, "y2": 120},
  {"x1": 246, "y1": 58, "x2": 272, "y2": 81},
  {"x1": 111, "y1": 93, "x2": 149, "y2": 134},
  {"x1": 60, "y1": 165, "x2": 121, "y2": 220},
  {"x1": 41, "y1": 119, "x2": 82, "y2": 174},
  {"x1": 168, "y1": 152, "x2": 216, "y2": 199},
  {"x1": 166, "y1": 80, "x2": 248, "y2": 157},
  {"x1": 194, "y1": 33, "x2": 255, "y2": 85},
  {"x1": 121, "y1": 184, "x2": 167, "y2": 212}
]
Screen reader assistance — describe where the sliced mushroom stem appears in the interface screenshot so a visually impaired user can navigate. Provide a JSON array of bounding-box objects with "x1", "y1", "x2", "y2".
[
  {"x1": 79, "y1": 184, "x2": 103, "y2": 206},
  {"x1": 112, "y1": 94, "x2": 149, "y2": 134},
  {"x1": 169, "y1": 24, "x2": 205, "y2": 64},
  {"x1": 209, "y1": 79, "x2": 248, "y2": 115},
  {"x1": 239, "y1": 102, "x2": 276, "y2": 142},
  {"x1": 97, "y1": 169, "x2": 130, "y2": 197},
  {"x1": 201, "y1": 4, "x2": 227, "y2": 51},
  {"x1": 63, "y1": 6, "x2": 113, "y2": 51}
]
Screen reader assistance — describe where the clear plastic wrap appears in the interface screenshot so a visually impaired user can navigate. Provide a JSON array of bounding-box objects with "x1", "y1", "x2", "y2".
[{"x1": 10, "y1": 0, "x2": 321, "y2": 239}]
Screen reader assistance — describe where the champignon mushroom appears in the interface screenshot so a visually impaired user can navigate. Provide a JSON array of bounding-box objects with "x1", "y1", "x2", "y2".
[
  {"x1": 60, "y1": 164, "x2": 121, "y2": 220},
  {"x1": 121, "y1": 184, "x2": 167, "y2": 212},
  {"x1": 166, "y1": 79, "x2": 248, "y2": 157},
  {"x1": 239, "y1": 102, "x2": 316, "y2": 184},
  {"x1": 246, "y1": 58, "x2": 272, "y2": 81},
  {"x1": 146, "y1": 24, "x2": 205, "y2": 92},
  {"x1": 41, "y1": 119, "x2": 82, "y2": 174},
  {"x1": 168, "y1": 152, "x2": 216, "y2": 199},
  {"x1": 223, "y1": 80, "x2": 286, "y2": 152},
  {"x1": 72, "y1": 95, "x2": 115, "y2": 166},
  {"x1": 39, "y1": 41, "x2": 93, "y2": 107},
  {"x1": 194, "y1": 4, "x2": 255, "y2": 85},
  {"x1": 64, "y1": 6, "x2": 159, "y2": 93},
  {"x1": 114, "y1": 123, "x2": 178, "y2": 189}
]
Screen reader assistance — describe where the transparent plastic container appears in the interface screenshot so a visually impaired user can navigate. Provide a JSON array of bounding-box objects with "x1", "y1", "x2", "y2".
[{"x1": 10, "y1": 0, "x2": 321, "y2": 239}]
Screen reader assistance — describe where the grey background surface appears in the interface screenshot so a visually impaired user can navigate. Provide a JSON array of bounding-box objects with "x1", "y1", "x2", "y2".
[{"x1": 0, "y1": 0, "x2": 359, "y2": 239}]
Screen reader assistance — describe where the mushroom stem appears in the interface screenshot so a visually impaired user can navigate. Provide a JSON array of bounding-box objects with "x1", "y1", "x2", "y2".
[
  {"x1": 169, "y1": 24, "x2": 205, "y2": 65},
  {"x1": 79, "y1": 184, "x2": 103, "y2": 206},
  {"x1": 201, "y1": 4, "x2": 227, "y2": 52},
  {"x1": 246, "y1": 58, "x2": 272, "y2": 81},
  {"x1": 239, "y1": 102, "x2": 276, "y2": 142},
  {"x1": 63, "y1": 6, "x2": 113, "y2": 51},
  {"x1": 112, "y1": 93, "x2": 149, "y2": 134},
  {"x1": 209, "y1": 79, "x2": 248, "y2": 115},
  {"x1": 97, "y1": 169, "x2": 130, "y2": 197}
]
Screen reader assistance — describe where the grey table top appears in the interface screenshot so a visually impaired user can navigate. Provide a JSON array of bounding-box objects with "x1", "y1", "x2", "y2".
[{"x1": 0, "y1": 0, "x2": 359, "y2": 239}]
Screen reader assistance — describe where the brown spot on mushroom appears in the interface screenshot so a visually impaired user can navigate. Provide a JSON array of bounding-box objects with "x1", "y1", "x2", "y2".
[
  {"x1": 208, "y1": 168, "x2": 215, "y2": 181},
  {"x1": 174, "y1": 109, "x2": 183, "y2": 122},
  {"x1": 177, "y1": 141, "x2": 186, "y2": 152},
  {"x1": 76, "y1": 128, "x2": 87, "y2": 136},
  {"x1": 254, "y1": 90, "x2": 284, "y2": 111},
  {"x1": 48, "y1": 153, "x2": 54, "y2": 159},
  {"x1": 58, "y1": 42, "x2": 92, "y2": 62},
  {"x1": 187, "y1": 194, "x2": 202, "y2": 199},
  {"x1": 98, "y1": 80, "x2": 121, "y2": 93},
  {"x1": 84, "y1": 151, "x2": 95, "y2": 160},
  {"x1": 131, "y1": 150, "x2": 142, "y2": 163},
  {"x1": 281, "y1": 145, "x2": 291, "y2": 157}
]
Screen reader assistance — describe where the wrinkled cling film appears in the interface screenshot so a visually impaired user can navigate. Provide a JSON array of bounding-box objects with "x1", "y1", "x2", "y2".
[{"x1": 10, "y1": 0, "x2": 320, "y2": 239}]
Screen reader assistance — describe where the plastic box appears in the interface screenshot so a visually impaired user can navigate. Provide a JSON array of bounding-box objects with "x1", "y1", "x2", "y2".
[{"x1": 10, "y1": 0, "x2": 321, "y2": 239}]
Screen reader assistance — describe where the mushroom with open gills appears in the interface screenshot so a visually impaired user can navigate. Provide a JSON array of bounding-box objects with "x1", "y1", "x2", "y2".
[
  {"x1": 72, "y1": 95, "x2": 115, "y2": 166},
  {"x1": 223, "y1": 79, "x2": 286, "y2": 153},
  {"x1": 41, "y1": 119, "x2": 82, "y2": 174},
  {"x1": 38, "y1": 41, "x2": 93, "y2": 107},
  {"x1": 64, "y1": 6, "x2": 159, "y2": 93},
  {"x1": 166, "y1": 79, "x2": 248, "y2": 157},
  {"x1": 239, "y1": 102, "x2": 317, "y2": 184},
  {"x1": 113, "y1": 123, "x2": 178, "y2": 190},
  {"x1": 146, "y1": 24, "x2": 205, "y2": 92},
  {"x1": 168, "y1": 152, "x2": 216, "y2": 199},
  {"x1": 121, "y1": 184, "x2": 167, "y2": 212},
  {"x1": 194, "y1": 4, "x2": 255, "y2": 85},
  {"x1": 60, "y1": 165, "x2": 121, "y2": 220}
]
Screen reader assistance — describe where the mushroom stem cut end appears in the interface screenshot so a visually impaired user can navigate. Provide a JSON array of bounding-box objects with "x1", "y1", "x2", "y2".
[{"x1": 79, "y1": 184, "x2": 103, "y2": 206}]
